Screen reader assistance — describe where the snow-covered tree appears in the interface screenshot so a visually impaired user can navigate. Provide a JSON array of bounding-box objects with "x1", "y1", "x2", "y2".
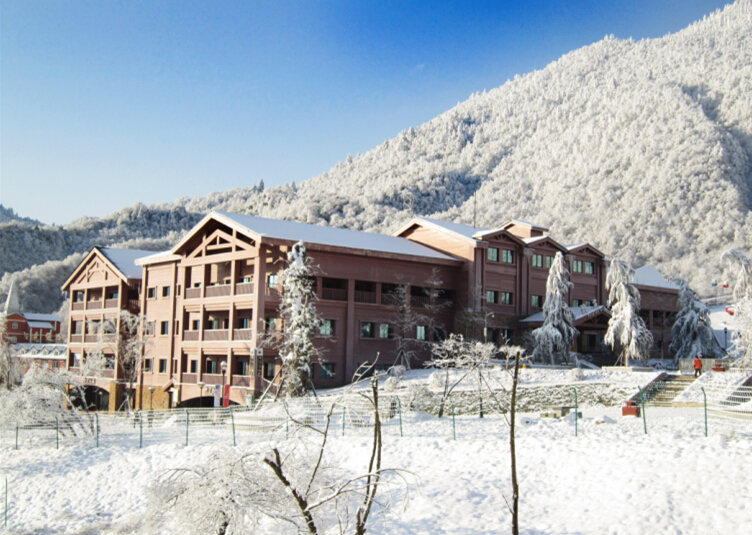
[
  {"x1": 532, "y1": 252, "x2": 578, "y2": 365},
  {"x1": 721, "y1": 248, "x2": 752, "y2": 365},
  {"x1": 669, "y1": 278, "x2": 725, "y2": 364},
  {"x1": 276, "y1": 241, "x2": 322, "y2": 397},
  {"x1": 0, "y1": 315, "x2": 22, "y2": 389},
  {"x1": 604, "y1": 258, "x2": 653, "y2": 367}
]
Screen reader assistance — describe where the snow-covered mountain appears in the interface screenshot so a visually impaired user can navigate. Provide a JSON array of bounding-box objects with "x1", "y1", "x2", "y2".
[{"x1": 3, "y1": 0, "x2": 752, "y2": 313}]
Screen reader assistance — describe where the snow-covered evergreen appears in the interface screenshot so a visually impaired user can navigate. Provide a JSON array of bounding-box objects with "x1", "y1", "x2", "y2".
[
  {"x1": 276, "y1": 242, "x2": 322, "y2": 397},
  {"x1": 532, "y1": 252, "x2": 578, "y2": 365},
  {"x1": 669, "y1": 278, "x2": 725, "y2": 363},
  {"x1": 605, "y1": 259, "x2": 654, "y2": 366},
  {"x1": 722, "y1": 248, "x2": 752, "y2": 364}
]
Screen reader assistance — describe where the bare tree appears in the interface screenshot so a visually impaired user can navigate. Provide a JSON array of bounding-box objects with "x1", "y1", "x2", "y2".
[{"x1": 0, "y1": 315, "x2": 22, "y2": 390}]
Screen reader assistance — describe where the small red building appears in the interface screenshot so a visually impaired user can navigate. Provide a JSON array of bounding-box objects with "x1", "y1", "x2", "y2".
[{"x1": 2, "y1": 313, "x2": 63, "y2": 344}]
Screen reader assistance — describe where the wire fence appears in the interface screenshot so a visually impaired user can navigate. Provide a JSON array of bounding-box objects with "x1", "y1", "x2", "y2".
[{"x1": 2, "y1": 383, "x2": 752, "y2": 451}]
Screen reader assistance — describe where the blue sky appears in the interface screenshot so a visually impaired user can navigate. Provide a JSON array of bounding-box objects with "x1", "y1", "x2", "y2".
[{"x1": 0, "y1": 0, "x2": 733, "y2": 225}]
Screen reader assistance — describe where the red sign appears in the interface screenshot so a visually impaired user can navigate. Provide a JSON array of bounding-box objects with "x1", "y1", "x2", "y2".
[{"x1": 223, "y1": 384, "x2": 231, "y2": 407}]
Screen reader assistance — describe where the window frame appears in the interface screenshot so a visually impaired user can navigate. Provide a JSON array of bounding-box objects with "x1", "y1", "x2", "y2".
[
  {"x1": 502, "y1": 249, "x2": 514, "y2": 264},
  {"x1": 532, "y1": 254, "x2": 543, "y2": 268},
  {"x1": 573, "y1": 260, "x2": 583, "y2": 273},
  {"x1": 546, "y1": 255, "x2": 554, "y2": 269},
  {"x1": 158, "y1": 359, "x2": 167, "y2": 374},
  {"x1": 487, "y1": 247, "x2": 499, "y2": 262},
  {"x1": 162, "y1": 286, "x2": 170, "y2": 298},
  {"x1": 531, "y1": 295, "x2": 543, "y2": 308},
  {"x1": 585, "y1": 261, "x2": 595, "y2": 275},
  {"x1": 379, "y1": 323, "x2": 393, "y2": 339},
  {"x1": 361, "y1": 321, "x2": 374, "y2": 339},
  {"x1": 416, "y1": 325, "x2": 426, "y2": 341},
  {"x1": 160, "y1": 321, "x2": 169, "y2": 336},
  {"x1": 147, "y1": 287, "x2": 156, "y2": 299},
  {"x1": 501, "y1": 292, "x2": 513, "y2": 305},
  {"x1": 320, "y1": 319, "x2": 334, "y2": 336}
]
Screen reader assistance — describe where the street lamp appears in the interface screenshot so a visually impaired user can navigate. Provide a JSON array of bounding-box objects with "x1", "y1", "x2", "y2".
[
  {"x1": 220, "y1": 361, "x2": 228, "y2": 407},
  {"x1": 147, "y1": 386, "x2": 156, "y2": 411},
  {"x1": 197, "y1": 381, "x2": 205, "y2": 408}
]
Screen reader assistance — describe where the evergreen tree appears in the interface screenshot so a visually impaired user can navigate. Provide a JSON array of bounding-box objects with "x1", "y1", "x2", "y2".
[
  {"x1": 532, "y1": 252, "x2": 578, "y2": 365},
  {"x1": 605, "y1": 259, "x2": 653, "y2": 367},
  {"x1": 721, "y1": 248, "x2": 752, "y2": 365},
  {"x1": 669, "y1": 278, "x2": 725, "y2": 364}
]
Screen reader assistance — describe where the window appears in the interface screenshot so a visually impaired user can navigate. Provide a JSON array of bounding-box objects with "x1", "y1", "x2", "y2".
[
  {"x1": 190, "y1": 360, "x2": 198, "y2": 374},
  {"x1": 147, "y1": 287, "x2": 156, "y2": 299},
  {"x1": 263, "y1": 362, "x2": 276, "y2": 381},
  {"x1": 486, "y1": 290, "x2": 498, "y2": 304},
  {"x1": 502, "y1": 249, "x2": 514, "y2": 263},
  {"x1": 501, "y1": 292, "x2": 513, "y2": 305},
  {"x1": 192, "y1": 320, "x2": 200, "y2": 331},
  {"x1": 74, "y1": 291, "x2": 84, "y2": 302},
  {"x1": 238, "y1": 360, "x2": 249, "y2": 375},
  {"x1": 158, "y1": 359, "x2": 167, "y2": 373},
  {"x1": 585, "y1": 300, "x2": 593, "y2": 306},
  {"x1": 239, "y1": 317, "x2": 250, "y2": 329},
  {"x1": 361, "y1": 322, "x2": 374, "y2": 338},
  {"x1": 106, "y1": 290, "x2": 118, "y2": 300},
  {"x1": 573, "y1": 299, "x2": 581, "y2": 307},
  {"x1": 146, "y1": 322, "x2": 155, "y2": 336},
  {"x1": 10, "y1": 336, "x2": 17, "y2": 343},
  {"x1": 531, "y1": 295, "x2": 543, "y2": 308},
  {"x1": 573, "y1": 260, "x2": 583, "y2": 273},
  {"x1": 487, "y1": 248, "x2": 499, "y2": 262},
  {"x1": 144, "y1": 359, "x2": 152, "y2": 373},
  {"x1": 206, "y1": 319, "x2": 220, "y2": 330},
  {"x1": 320, "y1": 319, "x2": 334, "y2": 336},
  {"x1": 379, "y1": 323, "x2": 393, "y2": 339},
  {"x1": 416, "y1": 325, "x2": 426, "y2": 341},
  {"x1": 435, "y1": 328, "x2": 447, "y2": 341},
  {"x1": 532, "y1": 254, "x2": 543, "y2": 268},
  {"x1": 206, "y1": 360, "x2": 217, "y2": 374},
  {"x1": 585, "y1": 262, "x2": 595, "y2": 275},
  {"x1": 546, "y1": 255, "x2": 554, "y2": 269},
  {"x1": 162, "y1": 286, "x2": 170, "y2": 297},
  {"x1": 11, "y1": 322, "x2": 18, "y2": 329},
  {"x1": 319, "y1": 363, "x2": 335, "y2": 380},
  {"x1": 160, "y1": 321, "x2": 169, "y2": 336},
  {"x1": 241, "y1": 276, "x2": 252, "y2": 283},
  {"x1": 265, "y1": 317, "x2": 279, "y2": 332},
  {"x1": 268, "y1": 274, "x2": 279, "y2": 288}
]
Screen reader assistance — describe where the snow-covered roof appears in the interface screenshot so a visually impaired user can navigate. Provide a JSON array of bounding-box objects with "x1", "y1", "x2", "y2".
[
  {"x1": 99, "y1": 248, "x2": 152, "y2": 279},
  {"x1": 134, "y1": 250, "x2": 179, "y2": 266},
  {"x1": 208, "y1": 212, "x2": 457, "y2": 261},
  {"x1": 522, "y1": 236, "x2": 548, "y2": 245},
  {"x1": 22, "y1": 313, "x2": 61, "y2": 323},
  {"x1": 27, "y1": 321, "x2": 54, "y2": 330},
  {"x1": 564, "y1": 243, "x2": 588, "y2": 250},
  {"x1": 10, "y1": 343, "x2": 67, "y2": 356},
  {"x1": 403, "y1": 217, "x2": 489, "y2": 240},
  {"x1": 519, "y1": 305, "x2": 611, "y2": 324},
  {"x1": 632, "y1": 265, "x2": 679, "y2": 290}
]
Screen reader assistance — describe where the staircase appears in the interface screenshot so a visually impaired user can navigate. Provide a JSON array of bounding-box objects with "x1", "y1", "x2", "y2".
[{"x1": 640, "y1": 375, "x2": 697, "y2": 407}]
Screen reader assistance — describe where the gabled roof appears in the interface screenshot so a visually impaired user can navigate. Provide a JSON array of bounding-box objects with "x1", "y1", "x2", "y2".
[
  {"x1": 501, "y1": 219, "x2": 549, "y2": 232},
  {"x1": 27, "y1": 321, "x2": 54, "y2": 330},
  {"x1": 23, "y1": 313, "x2": 62, "y2": 323},
  {"x1": 632, "y1": 265, "x2": 680, "y2": 290},
  {"x1": 62, "y1": 246, "x2": 152, "y2": 291},
  {"x1": 565, "y1": 243, "x2": 606, "y2": 258},
  {"x1": 170, "y1": 211, "x2": 458, "y2": 262},
  {"x1": 519, "y1": 305, "x2": 611, "y2": 325},
  {"x1": 393, "y1": 217, "x2": 527, "y2": 247}
]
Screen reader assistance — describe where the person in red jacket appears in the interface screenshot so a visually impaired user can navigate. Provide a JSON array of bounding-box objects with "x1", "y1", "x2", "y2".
[{"x1": 694, "y1": 354, "x2": 703, "y2": 377}]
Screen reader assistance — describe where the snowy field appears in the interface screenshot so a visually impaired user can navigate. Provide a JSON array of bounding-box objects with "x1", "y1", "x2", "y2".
[{"x1": 3, "y1": 403, "x2": 751, "y2": 535}]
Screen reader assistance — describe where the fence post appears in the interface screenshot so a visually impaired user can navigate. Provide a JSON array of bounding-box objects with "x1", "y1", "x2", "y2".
[
  {"x1": 230, "y1": 407, "x2": 236, "y2": 447},
  {"x1": 284, "y1": 401, "x2": 290, "y2": 439},
  {"x1": 95, "y1": 413, "x2": 99, "y2": 448},
  {"x1": 5, "y1": 476, "x2": 7, "y2": 528},
  {"x1": 451, "y1": 401, "x2": 456, "y2": 440},
  {"x1": 397, "y1": 396, "x2": 403, "y2": 437},
  {"x1": 701, "y1": 386, "x2": 708, "y2": 437},
  {"x1": 55, "y1": 417, "x2": 59, "y2": 449},
  {"x1": 185, "y1": 410, "x2": 189, "y2": 447},
  {"x1": 573, "y1": 387, "x2": 578, "y2": 437},
  {"x1": 139, "y1": 414, "x2": 143, "y2": 449},
  {"x1": 638, "y1": 386, "x2": 647, "y2": 435},
  {"x1": 342, "y1": 406, "x2": 346, "y2": 437},
  {"x1": 14, "y1": 425, "x2": 18, "y2": 451}
]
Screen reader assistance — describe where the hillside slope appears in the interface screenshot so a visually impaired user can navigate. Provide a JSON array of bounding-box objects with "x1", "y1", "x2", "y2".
[{"x1": 3, "y1": 0, "x2": 752, "y2": 312}]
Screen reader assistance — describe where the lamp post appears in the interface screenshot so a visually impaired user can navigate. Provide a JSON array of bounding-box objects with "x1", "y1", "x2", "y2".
[
  {"x1": 147, "y1": 386, "x2": 156, "y2": 411},
  {"x1": 220, "y1": 361, "x2": 228, "y2": 407},
  {"x1": 197, "y1": 381, "x2": 205, "y2": 408}
]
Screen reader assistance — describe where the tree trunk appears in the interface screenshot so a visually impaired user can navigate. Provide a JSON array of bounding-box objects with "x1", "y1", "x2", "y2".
[{"x1": 510, "y1": 351, "x2": 520, "y2": 535}]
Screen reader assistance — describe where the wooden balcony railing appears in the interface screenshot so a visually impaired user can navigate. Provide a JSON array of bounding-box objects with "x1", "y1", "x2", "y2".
[
  {"x1": 354, "y1": 291, "x2": 376, "y2": 303},
  {"x1": 203, "y1": 330, "x2": 229, "y2": 341},
  {"x1": 183, "y1": 331, "x2": 200, "y2": 341},
  {"x1": 235, "y1": 282, "x2": 254, "y2": 295},
  {"x1": 84, "y1": 335, "x2": 99, "y2": 343},
  {"x1": 70, "y1": 335, "x2": 83, "y2": 343},
  {"x1": 202, "y1": 373, "x2": 224, "y2": 385},
  {"x1": 322, "y1": 288, "x2": 347, "y2": 301},
  {"x1": 411, "y1": 296, "x2": 430, "y2": 308},
  {"x1": 181, "y1": 373, "x2": 197, "y2": 384},
  {"x1": 104, "y1": 299, "x2": 119, "y2": 309},
  {"x1": 233, "y1": 329, "x2": 253, "y2": 341},
  {"x1": 205, "y1": 285, "x2": 231, "y2": 298},
  {"x1": 185, "y1": 287, "x2": 202, "y2": 299},
  {"x1": 72, "y1": 302, "x2": 85, "y2": 311},
  {"x1": 87, "y1": 301, "x2": 102, "y2": 310},
  {"x1": 100, "y1": 370, "x2": 115, "y2": 379},
  {"x1": 266, "y1": 286, "x2": 281, "y2": 297},
  {"x1": 232, "y1": 375, "x2": 252, "y2": 387}
]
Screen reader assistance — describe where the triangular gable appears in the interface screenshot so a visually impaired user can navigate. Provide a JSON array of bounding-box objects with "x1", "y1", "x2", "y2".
[
  {"x1": 62, "y1": 247, "x2": 136, "y2": 292},
  {"x1": 567, "y1": 243, "x2": 605, "y2": 258},
  {"x1": 472, "y1": 229, "x2": 526, "y2": 247},
  {"x1": 392, "y1": 217, "x2": 481, "y2": 246},
  {"x1": 172, "y1": 213, "x2": 258, "y2": 258},
  {"x1": 522, "y1": 237, "x2": 569, "y2": 254}
]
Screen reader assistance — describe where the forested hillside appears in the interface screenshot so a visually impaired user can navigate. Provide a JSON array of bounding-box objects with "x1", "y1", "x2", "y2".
[{"x1": 3, "y1": 0, "x2": 752, "y2": 313}]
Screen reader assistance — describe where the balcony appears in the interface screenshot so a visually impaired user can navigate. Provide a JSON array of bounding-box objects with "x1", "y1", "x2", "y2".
[
  {"x1": 84, "y1": 335, "x2": 99, "y2": 343},
  {"x1": 202, "y1": 373, "x2": 224, "y2": 385},
  {"x1": 265, "y1": 285, "x2": 281, "y2": 297},
  {"x1": 185, "y1": 287, "x2": 202, "y2": 299},
  {"x1": 70, "y1": 335, "x2": 83, "y2": 343},
  {"x1": 203, "y1": 330, "x2": 229, "y2": 341},
  {"x1": 72, "y1": 302, "x2": 85, "y2": 311},
  {"x1": 183, "y1": 331, "x2": 200, "y2": 341},
  {"x1": 235, "y1": 282, "x2": 254, "y2": 295},
  {"x1": 232, "y1": 375, "x2": 252, "y2": 387},
  {"x1": 411, "y1": 296, "x2": 430, "y2": 308},
  {"x1": 104, "y1": 299, "x2": 119, "y2": 309},
  {"x1": 205, "y1": 285, "x2": 231, "y2": 298},
  {"x1": 233, "y1": 329, "x2": 253, "y2": 341},
  {"x1": 87, "y1": 301, "x2": 102, "y2": 310},
  {"x1": 181, "y1": 373, "x2": 197, "y2": 384},
  {"x1": 322, "y1": 287, "x2": 347, "y2": 301},
  {"x1": 354, "y1": 291, "x2": 376, "y2": 304}
]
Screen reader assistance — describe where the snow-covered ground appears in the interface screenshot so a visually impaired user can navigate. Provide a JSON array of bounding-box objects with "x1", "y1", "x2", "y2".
[{"x1": 3, "y1": 403, "x2": 751, "y2": 534}]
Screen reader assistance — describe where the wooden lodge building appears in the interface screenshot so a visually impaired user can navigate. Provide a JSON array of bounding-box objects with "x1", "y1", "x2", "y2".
[{"x1": 62, "y1": 211, "x2": 676, "y2": 410}]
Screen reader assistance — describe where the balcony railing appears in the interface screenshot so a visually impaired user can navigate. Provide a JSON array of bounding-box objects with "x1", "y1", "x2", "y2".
[
  {"x1": 87, "y1": 301, "x2": 102, "y2": 310},
  {"x1": 205, "y1": 285, "x2": 232, "y2": 298},
  {"x1": 202, "y1": 373, "x2": 224, "y2": 385},
  {"x1": 100, "y1": 370, "x2": 115, "y2": 379},
  {"x1": 411, "y1": 296, "x2": 430, "y2": 308},
  {"x1": 70, "y1": 335, "x2": 83, "y2": 343},
  {"x1": 84, "y1": 335, "x2": 99, "y2": 343},
  {"x1": 204, "y1": 330, "x2": 229, "y2": 341},
  {"x1": 181, "y1": 373, "x2": 197, "y2": 384},
  {"x1": 235, "y1": 282, "x2": 254, "y2": 295},
  {"x1": 354, "y1": 291, "x2": 376, "y2": 303},
  {"x1": 322, "y1": 288, "x2": 347, "y2": 301},
  {"x1": 233, "y1": 329, "x2": 253, "y2": 341},
  {"x1": 185, "y1": 287, "x2": 202, "y2": 299},
  {"x1": 232, "y1": 375, "x2": 252, "y2": 387},
  {"x1": 104, "y1": 299, "x2": 118, "y2": 309},
  {"x1": 266, "y1": 285, "x2": 281, "y2": 297},
  {"x1": 183, "y1": 331, "x2": 200, "y2": 341},
  {"x1": 72, "y1": 302, "x2": 85, "y2": 311}
]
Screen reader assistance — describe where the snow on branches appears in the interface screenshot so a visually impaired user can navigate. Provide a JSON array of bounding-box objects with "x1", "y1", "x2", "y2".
[
  {"x1": 604, "y1": 259, "x2": 653, "y2": 367},
  {"x1": 532, "y1": 252, "x2": 578, "y2": 365},
  {"x1": 722, "y1": 248, "x2": 752, "y2": 365},
  {"x1": 669, "y1": 278, "x2": 725, "y2": 363}
]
